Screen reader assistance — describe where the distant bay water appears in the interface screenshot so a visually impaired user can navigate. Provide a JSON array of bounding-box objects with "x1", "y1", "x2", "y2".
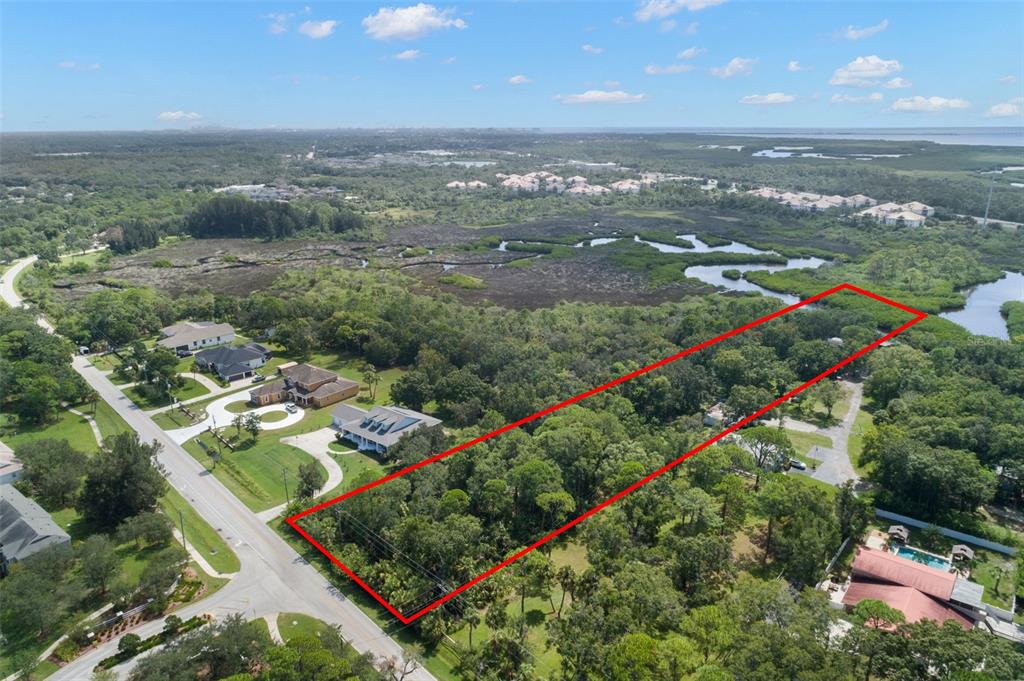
[{"x1": 544, "y1": 127, "x2": 1024, "y2": 147}]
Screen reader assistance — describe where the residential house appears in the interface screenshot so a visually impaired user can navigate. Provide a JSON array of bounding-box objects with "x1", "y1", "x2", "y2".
[
  {"x1": 194, "y1": 343, "x2": 271, "y2": 382},
  {"x1": 0, "y1": 442, "x2": 22, "y2": 485},
  {"x1": 249, "y1": 363, "x2": 359, "y2": 409},
  {"x1": 332, "y1": 403, "x2": 442, "y2": 455},
  {"x1": 158, "y1": 321, "x2": 236, "y2": 352},
  {"x1": 1, "y1": 484, "x2": 71, "y2": 575},
  {"x1": 841, "y1": 547, "x2": 985, "y2": 628},
  {"x1": 249, "y1": 379, "x2": 289, "y2": 406}
]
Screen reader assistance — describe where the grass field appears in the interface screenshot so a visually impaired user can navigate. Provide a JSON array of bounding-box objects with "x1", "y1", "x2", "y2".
[
  {"x1": 158, "y1": 486, "x2": 240, "y2": 574},
  {"x1": 320, "y1": 450, "x2": 389, "y2": 500},
  {"x1": 184, "y1": 430, "x2": 326, "y2": 512},
  {"x1": 785, "y1": 430, "x2": 832, "y2": 468},
  {"x1": 0, "y1": 409, "x2": 98, "y2": 453},
  {"x1": 849, "y1": 408, "x2": 876, "y2": 476},
  {"x1": 91, "y1": 400, "x2": 132, "y2": 441},
  {"x1": 151, "y1": 407, "x2": 204, "y2": 430},
  {"x1": 276, "y1": 613, "x2": 334, "y2": 642},
  {"x1": 123, "y1": 376, "x2": 211, "y2": 410}
]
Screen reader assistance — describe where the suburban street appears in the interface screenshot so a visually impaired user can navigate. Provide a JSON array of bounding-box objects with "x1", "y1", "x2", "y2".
[{"x1": 1, "y1": 256, "x2": 434, "y2": 681}]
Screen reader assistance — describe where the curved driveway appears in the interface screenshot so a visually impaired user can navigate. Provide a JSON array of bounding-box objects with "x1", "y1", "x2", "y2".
[{"x1": 165, "y1": 392, "x2": 303, "y2": 444}]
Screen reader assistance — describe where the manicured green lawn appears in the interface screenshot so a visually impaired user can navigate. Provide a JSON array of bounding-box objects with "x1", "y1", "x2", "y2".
[
  {"x1": 276, "y1": 613, "x2": 334, "y2": 642},
  {"x1": 261, "y1": 411, "x2": 287, "y2": 423},
  {"x1": 123, "y1": 377, "x2": 210, "y2": 410},
  {"x1": 151, "y1": 407, "x2": 204, "y2": 431},
  {"x1": 0, "y1": 409, "x2": 98, "y2": 453},
  {"x1": 321, "y1": 450, "x2": 388, "y2": 500},
  {"x1": 849, "y1": 408, "x2": 876, "y2": 476},
  {"x1": 785, "y1": 430, "x2": 832, "y2": 468},
  {"x1": 184, "y1": 431, "x2": 326, "y2": 512},
  {"x1": 159, "y1": 485, "x2": 241, "y2": 574},
  {"x1": 971, "y1": 552, "x2": 1017, "y2": 610},
  {"x1": 90, "y1": 400, "x2": 132, "y2": 440},
  {"x1": 88, "y1": 352, "x2": 123, "y2": 372},
  {"x1": 225, "y1": 399, "x2": 253, "y2": 414}
]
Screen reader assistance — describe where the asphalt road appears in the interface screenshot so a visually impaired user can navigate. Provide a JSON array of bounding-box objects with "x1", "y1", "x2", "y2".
[{"x1": 1, "y1": 256, "x2": 434, "y2": 681}]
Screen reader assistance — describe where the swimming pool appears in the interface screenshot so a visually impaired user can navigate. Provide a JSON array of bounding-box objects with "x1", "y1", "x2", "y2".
[{"x1": 896, "y1": 546, "x2": 951, "y2": 571}]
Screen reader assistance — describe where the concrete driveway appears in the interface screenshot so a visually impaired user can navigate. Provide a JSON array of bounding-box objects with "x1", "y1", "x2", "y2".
[
  {"x1": 257, "y1": 428, "x2": 347, "y2": 522},
  {"x1": 165, "y1": 392, "x2": 304, "y2": 444}
]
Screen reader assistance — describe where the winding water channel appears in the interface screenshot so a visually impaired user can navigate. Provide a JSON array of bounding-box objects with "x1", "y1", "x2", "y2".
[
  {"x1": 939, "y1": 271, "x2": 1024, "y2": 340},
  {"x1": 498, "y1": 234, "x2": 1020, "y2": 337}
]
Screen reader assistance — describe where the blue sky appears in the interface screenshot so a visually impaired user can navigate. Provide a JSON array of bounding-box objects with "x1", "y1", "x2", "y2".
[{"x1": 2, "y1": 1, "x2": 1022, "y2": 131}]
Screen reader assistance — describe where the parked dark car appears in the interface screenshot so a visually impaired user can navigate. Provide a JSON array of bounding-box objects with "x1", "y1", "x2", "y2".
[
  {"x1": 252, "y1": 374, "x2": 267, "y2": 383},
  {"x1": 789, "y1": 458, "x2": 807, "y2": 471},
  {"x1": 176, "y1": 349, "x2": 193, "y2": 358}
]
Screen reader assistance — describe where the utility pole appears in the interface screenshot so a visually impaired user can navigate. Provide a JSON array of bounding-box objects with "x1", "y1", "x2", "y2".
[
  {"x1": 178, "y1": 509, "x2": 188, "y2": 554},
  {"x1": 283, "y1": 467, "x2": 290, "y2": 507}
]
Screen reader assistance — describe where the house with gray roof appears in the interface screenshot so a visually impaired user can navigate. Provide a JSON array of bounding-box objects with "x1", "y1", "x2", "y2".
[
  {"x1": 1, "y1": 484, "x2": 70, "y2": 574},
  {"x1": 195, "y1": 343, "x2": 271, "y2": 381},
  {"x1": 332, "y1": 404, "x2": 441, "y2": 455},
  {"x1": 158, "y1": 321, "x2": 236, "y2": 352}
]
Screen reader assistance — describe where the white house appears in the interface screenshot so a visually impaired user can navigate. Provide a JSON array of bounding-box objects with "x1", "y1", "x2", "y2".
[
  {"x1": 332, "y1": 404, "x2": 442, "y2": 455},
  {"x1": 157, "y1": 321, "x2": 235, "y2": 353}
]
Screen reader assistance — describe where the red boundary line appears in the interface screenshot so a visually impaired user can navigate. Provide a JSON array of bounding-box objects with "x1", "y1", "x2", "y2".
[{"x1": 286, "y1": 283, "x2": 926, "y2": 624}]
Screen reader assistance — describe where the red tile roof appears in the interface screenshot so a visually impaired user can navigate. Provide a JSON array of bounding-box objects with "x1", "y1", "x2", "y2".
[
  {"x1": 850, "y1": 548, "x2": 956, "y2": 600},
  {"x1": 842, "y1": 580, "x2": 971, "y2": 630}
]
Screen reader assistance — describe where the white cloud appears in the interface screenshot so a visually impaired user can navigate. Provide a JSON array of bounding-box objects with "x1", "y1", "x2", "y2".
[
  {"x1": 710, "y1": 56, "x2": 756, "y2": 78},
  {"x1": 441, "y1": 56, "x2": 456, "y2": 64},
  {"x1": 836, "y1": 19, "x2": 889, "y2": 40},
  {"x1": 830, "y1": 92, "x2": 883, "y2": 104},
  {"x1": 684, "y1": 21, "x2": 699, "y2": 34},
  {"x1": 829, "y1": 55, "x2": 902, "y2": 87},
  {"x1": 471, "y1": 84, "x2": 483, "y2": 91},
  {"x1": 57, "y1": 60, "x2": 100, "y2": 71},
  {"x1": 739, "y1": 92, "x2": 795, "y2": 105},
  {"x1": 157, "y1": 111, "x2": 202, "y2": 121},
  {"x1": 986, "y1": 97, "x2": 1023, "y2": 118},
  {"x1": 362, "y1": 3, "x2": 466, "y2": 40},
  {"x1": 677, "y1": 46, "x2": 704, "y2": 59},
  {"x1": 264, "y1": 12, "x2": 292, "y2": 34},
  {"x1": 645, "y1": 63, "x2": 695, "y2": 75},
  {"x1": 787, "y1": 60, "x2": 807, "y2": 72},
  {"x1": 298, "y1": 19, "x2": 337, "y2": 39},
  {"x1": 508, "y1": 74, "x2": 532, "y2": 85},
  {"x1": 658, "y1": 19, "x2": 677, "y2": 32},
  {"x1": 890, "y1": 96, "x2": 970, "y2": 112},
  {"x1": 883, "y1": 77, "x2": 912, "y2": 89},
  {"x1": 555, "y1": 89, "x2": 648, "y2": 104},
  {"x1": 635, "y1": 0, "x2": 725, "y2": 22},
  {"x1": 582, "y1": 44, "x2": 604, "y2": 55},
  {"x1": 394, "y1": 49, "x2": 421, "y2": 60},
  {"x1": 999, "y1": 75, "x2": 1017, "y2": 84}
]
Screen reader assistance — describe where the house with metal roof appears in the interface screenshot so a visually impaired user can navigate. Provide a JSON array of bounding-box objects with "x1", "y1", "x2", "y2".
[
  {"x1": 1, "y1": 484, "x2": 70, "y2": 574},
  {"x1": 194, "y1": 343, "x2": 271, "y2": 381},
  {"x1": 842, "y1": 547, "x2": 986, "y2": 628},
  {"x1": 332, "y1": 403, "x2": 441, "y2": 454},
  {"x1": 158, "y1": 321, "x2": 236, "y2": 352}
]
